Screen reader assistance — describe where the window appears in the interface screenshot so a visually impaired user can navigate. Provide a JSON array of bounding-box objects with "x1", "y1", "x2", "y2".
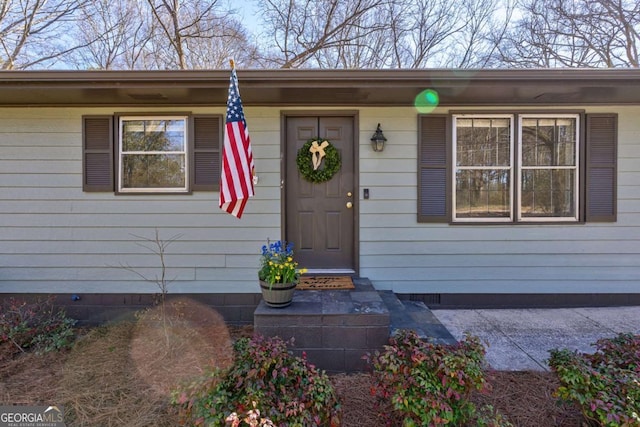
[
  {"x1": 519, "y1": 115, "x2": 579, "y2": 221},
  {"x1": 82, "y1": 114, "x2": 221, "y2": 193},
  {"x1": 453, "y1": 115, "x2": 513, "y2": 221},
  {"x1": 452, "y1": 113, "x2": 580, "y2": 222},
  {"x1": 118, "y1": 116, "x2": 188, "y2": 193},
  {"x1": 418, "y1": 112, "x2": 617, "y2": 224}
]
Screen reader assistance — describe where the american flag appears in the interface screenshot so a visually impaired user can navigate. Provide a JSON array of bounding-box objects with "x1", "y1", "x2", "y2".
[{"x1": 219, "y1": 66, "x2": 255, "y2": 218}]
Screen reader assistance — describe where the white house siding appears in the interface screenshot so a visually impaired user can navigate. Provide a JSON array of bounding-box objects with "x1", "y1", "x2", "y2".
[
  {"x1": 0, "y1": 106, "x2": 282, "y2": 294},
  {"x1": 359, "y1": 105, "x2": 640, "y2": 295},
  {"x1": 1, "y1": 105, "x2": 639, "y2": 295}
]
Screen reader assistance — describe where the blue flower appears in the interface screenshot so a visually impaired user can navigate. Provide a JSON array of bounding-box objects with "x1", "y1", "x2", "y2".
[{"x1": 259, "y1": 239, "x2": 304, "y2": 286}]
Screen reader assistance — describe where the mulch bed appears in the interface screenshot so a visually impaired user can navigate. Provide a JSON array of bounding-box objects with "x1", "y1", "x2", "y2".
[
  {"x1": 332, "y1": 370, "x2": 583, "y2": 427},
  {"x1": 0, "y1": 318, "x2": 584, "y2": 426}
]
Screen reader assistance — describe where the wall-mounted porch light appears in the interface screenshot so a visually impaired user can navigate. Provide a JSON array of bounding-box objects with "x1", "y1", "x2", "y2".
[{"x1": 370, "y1": 123, "x2": 387, "y2": 152}]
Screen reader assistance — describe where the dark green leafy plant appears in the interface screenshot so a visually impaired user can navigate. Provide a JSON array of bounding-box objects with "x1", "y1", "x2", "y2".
[
  {"x1": 296, "y1": 139, "x2": 341, "y2": 183},
  {"x1": 366, "y1": 330, "x2": 509, "y2": 427},
  {"x1": 172, "y1": 334, "x2": 341, "y2": 426},
  {"x1": 549, "y1": 333, "x2": 640, "y2": 427},
  {"x1": 0, "y1": 296, "x2": 76, "y2": 356}
]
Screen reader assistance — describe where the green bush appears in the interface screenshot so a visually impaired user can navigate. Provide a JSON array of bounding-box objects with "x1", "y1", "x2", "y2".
[
  {"x1": 366, "y1": 330, "x2": 509, "y2": 427},
  {"x1": 549, "y1": 333, "x2": 640, "y2": 427},
  {"x1": 172, "y1": 334, "x2": 341, "y2": 426},
  {"x1": 0, "y1": 296, "x2": 76, "y2": 356}
]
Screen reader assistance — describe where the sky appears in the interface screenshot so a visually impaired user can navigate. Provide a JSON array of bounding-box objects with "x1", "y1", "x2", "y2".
[{"x1": 237, "y1": 1, "x2": 260, "y2": 35}]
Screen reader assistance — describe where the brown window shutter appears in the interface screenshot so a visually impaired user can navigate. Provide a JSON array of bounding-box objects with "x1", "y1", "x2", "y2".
[
  {"x1": 191, "y1": 115, "x2": 221, "y2": 191},
  {"x1": 418, "y1": 115, "x2": 451, "y2": 223},
  {"x1": 585, "y1": 114, "x2": 617, "y2": 222},
  {"x1": 82, "y1": 115, "x2": 114, "y2": 192}
]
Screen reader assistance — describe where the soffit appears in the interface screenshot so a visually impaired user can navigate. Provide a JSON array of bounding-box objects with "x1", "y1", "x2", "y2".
[{"x1": 0, "y1": 69, "x2": 639, "y2": 107}]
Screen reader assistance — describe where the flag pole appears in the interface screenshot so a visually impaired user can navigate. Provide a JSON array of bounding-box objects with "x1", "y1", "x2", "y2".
[{"x1": 229, "y1": 58, "x2": 235, "y2": 69}]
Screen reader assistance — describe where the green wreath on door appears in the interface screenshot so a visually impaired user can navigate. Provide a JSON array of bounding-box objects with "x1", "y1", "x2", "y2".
[{"x1": 296, "y1": 138, "x2": 341, "y2": 183}]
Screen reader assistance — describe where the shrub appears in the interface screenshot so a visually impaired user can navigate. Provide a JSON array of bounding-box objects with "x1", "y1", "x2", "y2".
[
  {"x1": 0, "y1": 296, "x2": 76, "y2": 356},
  {"x1": 549, "y1": 333, "x2": 640, "y2": 427},
  {"x1": 366, "y1": 330, "x2": 507, "y2": 427},
  {"x1": 172, "y1": 334, "x2": 341, "y2": 426}
]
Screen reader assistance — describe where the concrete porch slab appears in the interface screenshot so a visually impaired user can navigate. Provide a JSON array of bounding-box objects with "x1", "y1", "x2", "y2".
[{"x1": 432, "y1": 307, "x2": 640, "y2": 371}]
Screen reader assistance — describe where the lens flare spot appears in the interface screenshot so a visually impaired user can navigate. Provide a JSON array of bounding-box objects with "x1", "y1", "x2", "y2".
[{"x1": 414, "y1": 89, "x2": 439, "y2": 114}]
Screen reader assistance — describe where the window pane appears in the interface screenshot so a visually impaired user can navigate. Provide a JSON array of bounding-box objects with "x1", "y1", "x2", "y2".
[
  {"x1": 456, "y1": 169, "x2": 511, "y2": 218},
  {"x1": 122, "y1": 119, "x2": 185, "y2": 152},
  {"x1": 456, "y1": 118, "x2": 510, "y2": 167},
  {"x1": 521, "y1": 169, "x2": 575, "y2": 217},
  {"x1": 122, "y1": 154, "x2": 186, "y2": 189},
  {"x1": 122, "y1": 120, "x2": 146, "y2": 151},
  {"x1": 153, "y1": 120, "x2": 185, "y2": 151},
  {"x1": 521, "y1": 118, "x2": 576, "y2": 167}
]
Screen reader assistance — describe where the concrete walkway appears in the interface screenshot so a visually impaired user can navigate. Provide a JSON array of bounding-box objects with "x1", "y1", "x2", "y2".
[{"x1": 432, "y1": 306, "x2": 640, "y2": 371}]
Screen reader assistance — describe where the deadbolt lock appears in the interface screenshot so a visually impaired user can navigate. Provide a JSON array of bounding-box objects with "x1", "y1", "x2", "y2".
[{"x1": 347, "y1": 191, "x2": 352, "y2": 197}]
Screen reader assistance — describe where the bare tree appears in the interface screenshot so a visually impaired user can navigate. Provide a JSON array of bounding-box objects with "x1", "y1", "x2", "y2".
[
  {"x1": 308, "y1": 2, "x2": 394, "y2": 68},
  {"x1": 399, "y1": 0, "x2": 470, "y2": 68},
  {"x1": 64, "y1": 0, "x2": 259, "y2": 70},
  {"x1": 26, "y1": 0, "x2": 640, "y2": 71},
  {"x1": 496, "y1": 0, "x2": 640, "y2": 68},
  {"x1": 256, "y1": 0, "x2": 515, "y2": 69},
  {"x1": 257, "y1": 0, "x2": 388, "y2": 68},
  {"x1": 143, "y1": 0, "x2": 257, "y2": 69},
  {"x1": 184, "y1": 18, "x2": 259, "y2": 68},
  {"x1": 591, "y1": 0, "x2": 639, "y2": 67},
  {"x1": 447, "y1": 0, "x2": 516, "y2": 68},
  {"x1": 0, "y1": 0, "x2": 84, "y2": 69},
  {"x1": 69, "y1": 0, "x2": 152, "y2": 70},
  {"x1": 382, "y1": 0, "x2": 515, "y2": 68}
]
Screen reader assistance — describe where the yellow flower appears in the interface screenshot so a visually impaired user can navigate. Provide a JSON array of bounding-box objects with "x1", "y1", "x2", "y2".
[
  {"x1": 287, "y1": 257, "x2": 293, "y2": 262},
  {"x1": 275, "y1": 275, "x2": 281, "y2": 281}
]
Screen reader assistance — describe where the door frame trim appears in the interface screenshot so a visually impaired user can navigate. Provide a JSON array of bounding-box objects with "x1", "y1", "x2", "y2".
[{"x1": 280, "y1": 110, "x2": 360, "y2": 275}]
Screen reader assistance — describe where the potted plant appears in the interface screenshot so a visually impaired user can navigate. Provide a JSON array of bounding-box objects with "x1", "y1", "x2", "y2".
[{"x1": 258, "y1": 240, "x2": 306, "y2": 308}]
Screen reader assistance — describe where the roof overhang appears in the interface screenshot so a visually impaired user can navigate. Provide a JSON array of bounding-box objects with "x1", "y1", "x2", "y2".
[{"x1": 1, "y1": 68, "x2": 639, "y2": 107}]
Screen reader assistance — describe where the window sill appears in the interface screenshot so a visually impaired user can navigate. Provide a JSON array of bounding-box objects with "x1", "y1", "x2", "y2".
[
  {"x1": 115, "y1": 190, "x2": 193, "y2": 196},
  {"x1": 449, "y1": 220, "x2": 585, "y2": 226}
]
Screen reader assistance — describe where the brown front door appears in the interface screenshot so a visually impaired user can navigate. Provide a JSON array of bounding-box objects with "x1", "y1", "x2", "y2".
[{"x1": 285, "y1": 116, "x2": 356, "y2": 272}]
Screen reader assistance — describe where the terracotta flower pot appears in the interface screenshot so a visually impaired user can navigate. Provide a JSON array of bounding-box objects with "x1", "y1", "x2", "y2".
[{"x1": 259, "y1": 280, "x2": 296, "y2": 308}]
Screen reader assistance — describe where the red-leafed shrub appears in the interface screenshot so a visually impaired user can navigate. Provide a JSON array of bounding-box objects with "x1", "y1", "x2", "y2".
[
  {"x1": 172, "y1": 334, "x2": 342, "y2": 426},
  {"x1": 549, "y1": 333, "x2": 640, "y2": 427},
  {"x1": 366, "y1": 330, "x2": 511, "y2": 426},
  {"x1": 0, "y1": 296, "x2": 76, "y2": 357}
]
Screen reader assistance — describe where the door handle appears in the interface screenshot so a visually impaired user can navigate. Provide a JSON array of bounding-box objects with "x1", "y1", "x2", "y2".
[{"x1": 346, "y1": 202, "x2": 353, "y2": 209}]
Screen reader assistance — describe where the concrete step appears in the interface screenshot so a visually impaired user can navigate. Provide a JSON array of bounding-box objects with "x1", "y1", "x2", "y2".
[
  {"x1": 253, "y1": 278, "x2": 456, "y2": 372},
  {"x1": 254, "y1": 277, "x2": 391, "y2": 372},
  {"x1": 378, "y1": 291, "x2": 457, "y2": 345}
]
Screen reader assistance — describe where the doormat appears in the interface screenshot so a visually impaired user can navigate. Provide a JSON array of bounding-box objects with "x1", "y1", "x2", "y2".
[{"x1": 297, "y1": 276, "x2": 355, "y2": 290}]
